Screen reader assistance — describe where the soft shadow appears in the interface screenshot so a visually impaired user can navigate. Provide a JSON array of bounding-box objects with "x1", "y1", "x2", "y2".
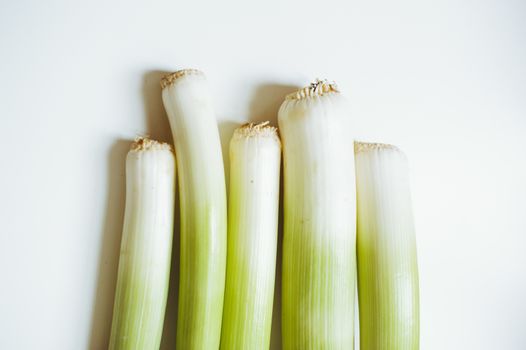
[
  {"x1": 269, "y1": 165, "x2": 285, "y2": 350},
  {"x1": 218, "y1": 120, "x2": 241, "y2": 193},
  {"x1": 247, "y1": 84, "x2": 299, "y2": 126},
  {"x1": 159, "y1": 185, "x2": 181, "y2": 350},
  {"x1": 143, "y1": 71, "x2": 173, "y2": 144},
  {"x1": 89, "y1": 139, "x2": 130, "y2": 350}
]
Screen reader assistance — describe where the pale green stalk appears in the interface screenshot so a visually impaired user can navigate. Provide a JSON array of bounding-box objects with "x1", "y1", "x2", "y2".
[
  {"x1": 109, "y1": 138, "x2": 176, "y2": 350},
  {"x1": 279, "y1": 81, "x2": 356, "y2": 349},
  {"x1": 355, "y1": 142, "x2": 420, "y2": 350},
  {"x1": 220, "y1": 122, "x2": 281, "y2": 350},
  {"x1": 161, "y1": 69, "x2": 227, "y2": 349}
]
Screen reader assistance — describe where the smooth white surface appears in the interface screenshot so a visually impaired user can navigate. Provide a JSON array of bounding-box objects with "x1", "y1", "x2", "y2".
[{"x1": 1, "y1": 0, "x2": 525, "y2": 349}]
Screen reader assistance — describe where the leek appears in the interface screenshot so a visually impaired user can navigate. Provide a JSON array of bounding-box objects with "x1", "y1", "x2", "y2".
[
  {"x1": 279, "y1": 80, "x2": 357, "y2": 349},
  {"x1": 161, "y1": 69, "x2": 227, "y2": 349},
  {"x1": 355, "y1": 142, "x2": 420, "y2": 350},
  {"x1": 220, "y1": 122, "x2": 281, "y2": 349},
  {"x1": 109, "y1": 137, "x2": 176, "y2": 350}
]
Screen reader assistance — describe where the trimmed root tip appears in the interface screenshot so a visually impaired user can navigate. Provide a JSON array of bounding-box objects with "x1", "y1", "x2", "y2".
[
  {"x1": 160, "y1": 69, "x2": 204, "y2": 89},
  {"x1": 286, "y1": 79, "x2": 339, "y2": 100},
  {"x1": 131, "y1": 137, "x2": 173, "y2": 152},
  {"x1": 354, "y1": 141, "x2": 400, "y2": 154},
  {"x1": 233, "y1": 121, "x2": 281, "y2": 144}
]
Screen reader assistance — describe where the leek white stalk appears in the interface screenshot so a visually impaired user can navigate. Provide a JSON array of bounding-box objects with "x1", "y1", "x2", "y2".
[
  {"x1": 355, "y1": 142, "x2": 420, "y2": 350},
  {"x1": 109, "y1": 137, "x2": 176, "y2": 350},
  {"x1": 279, "y1": 81, "x2": 356, "y2": 349},
  {"x1": 220, "y1": 122, "x2": 281, "y2": 350},
  {"x1": 161, "y1": 69, "x2": 227, "y2": 349}
]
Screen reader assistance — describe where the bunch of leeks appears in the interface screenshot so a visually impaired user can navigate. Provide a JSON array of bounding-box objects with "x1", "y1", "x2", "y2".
[{"x1": 107, "y1": 71, "x2": 420, "y2": 350}]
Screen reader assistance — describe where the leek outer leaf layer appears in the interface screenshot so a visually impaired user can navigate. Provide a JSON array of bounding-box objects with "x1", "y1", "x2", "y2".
[
  {"x1": 355, "y1": 142, "x2": 420, "y2": 350},
  {"x1": 109, "y1": 138, "x2": 176, "y2": 350},
  {"x1": 279, "y1": 81, "x2": 356, "y2": 349},
  {"x1": 220, "y1": 122, "x2": 281, "y2": 350},
  {"x1": 161, "y1": 69, "x2": 227, "y2": 350}
]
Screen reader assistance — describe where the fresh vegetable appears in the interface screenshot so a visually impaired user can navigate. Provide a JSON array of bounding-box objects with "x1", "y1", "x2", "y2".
[
  {"x1": 109, "y1": 137, "x2": 176, "y2": 350},
  {"x1": 161, "y1": 69, "x2": 227, "y2": 349},
  {"x1": 220, "y1": 122, "x2": 281, "y2": 349},
  {"x1": 355, "y1": 142, "x2": 420, "y2": 350},
  {"x1": 279, "y1": 80, "x2": 357, "y2": 349}
]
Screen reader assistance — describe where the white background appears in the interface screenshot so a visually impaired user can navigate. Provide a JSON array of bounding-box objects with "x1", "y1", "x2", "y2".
[{"x1": 1, "y1": 0, "x2": 525, "y2": 349}]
